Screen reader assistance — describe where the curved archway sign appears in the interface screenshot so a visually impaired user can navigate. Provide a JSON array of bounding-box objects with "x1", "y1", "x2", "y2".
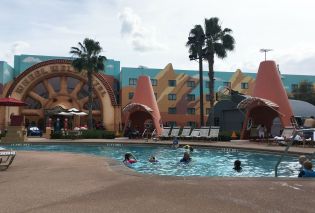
[{"x1": 6, "y1": 59, "x2": 119, "y2": 132}]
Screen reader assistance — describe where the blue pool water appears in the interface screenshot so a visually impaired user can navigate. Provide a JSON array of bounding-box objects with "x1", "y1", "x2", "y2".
[{"x1": 3, "y1": 144, "x2": 309, "y2": 177}]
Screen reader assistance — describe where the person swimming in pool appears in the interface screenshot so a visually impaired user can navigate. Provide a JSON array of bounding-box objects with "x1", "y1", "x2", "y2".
[
  {"x1": 149, "y1": 156, "x2": 158, "y2": 163},
  {"x1": 180, "y1": 152, "x2": 191, "y2": 163},
  {"x1": 172, "y1": 137, "x2": 179, "y2": 148},
  {"x1": 123, "y1": 152, "x2": 137, "y2": 165},
  {"x1": 233, "y1": 160, "x2": 242, "y2": 172}
]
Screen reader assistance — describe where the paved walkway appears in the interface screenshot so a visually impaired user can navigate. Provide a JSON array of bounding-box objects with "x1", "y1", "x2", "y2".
[{"x1": 1, "y1": 151, "x2": 315, "y2": 213}]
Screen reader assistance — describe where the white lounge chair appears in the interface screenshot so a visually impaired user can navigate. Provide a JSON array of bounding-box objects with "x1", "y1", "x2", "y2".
[
  {"x1": 272, "y1": 126, "x2": 295, "y2": 145},
  {"x1": 0, "y1": 149, "x2": 16, "y2": 171},
  {"x1": 179, "y1": 126, "x2": 192, "y2": 139},
  {"x1": 208, "y1": 126, "x2": 220, "y2": 141},
  {"x1": 185, "y1": 128, "x2": 200, "y2": 140},
  {"x1": 169, "y1": 127, "x2": 180, "y2": 138},
  {"x1": 160, "y1": 127, "x2": 171, "y2": 140},
  {"x1": 197, "y1": 126, "x2": 210, "y2": 140}
]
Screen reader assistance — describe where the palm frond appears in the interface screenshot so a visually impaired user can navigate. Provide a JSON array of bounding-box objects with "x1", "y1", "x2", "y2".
[
  {"x1": 204, "y1": 17, "x2": 221, "y2": 38},
  {"x1": 222, "y1": 34, "x2": 235, "y2": 51},
  {"x1": 214, "y1": 43, "x2": 227, "y2": 59}
]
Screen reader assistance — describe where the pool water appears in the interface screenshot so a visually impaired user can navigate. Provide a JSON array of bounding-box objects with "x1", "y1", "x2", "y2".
[{"x1": 3, "y1": 144, "x2": 308, "y2": 177}]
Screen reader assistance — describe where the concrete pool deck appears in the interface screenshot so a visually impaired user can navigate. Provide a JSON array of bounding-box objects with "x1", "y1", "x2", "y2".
[{"x1": 0, "y1": 151, "x2": 315, "y2": 213}]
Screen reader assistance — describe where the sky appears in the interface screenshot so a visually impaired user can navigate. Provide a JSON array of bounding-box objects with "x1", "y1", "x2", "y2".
[{"x1": 0, "y1": 0, "x2": 315, "y2": 75}]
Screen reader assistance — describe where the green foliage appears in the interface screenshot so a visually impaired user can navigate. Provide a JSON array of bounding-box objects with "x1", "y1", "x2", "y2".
[
  {"x1": 81, "y1": 130, "x2": 115, "y2": 139},
  {"x1": 290, "y1": 80, "x2": 315, "y2": 105},
  {"x1": 51, "y1": 130, "x2": 115, "y2": 139},
  {"x1": 0, "y1": 131, "x2": 6, "y2": 139}
]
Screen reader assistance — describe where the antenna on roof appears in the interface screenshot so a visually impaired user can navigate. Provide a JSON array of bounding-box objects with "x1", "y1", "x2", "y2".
[{"x1": 260, "y1": 49, "x2": 273, "y2": 61}]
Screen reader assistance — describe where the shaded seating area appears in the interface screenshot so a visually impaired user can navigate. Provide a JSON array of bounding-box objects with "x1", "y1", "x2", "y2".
[{"x1": 0, "y1": 147, "x2": 16, "y2": 171}]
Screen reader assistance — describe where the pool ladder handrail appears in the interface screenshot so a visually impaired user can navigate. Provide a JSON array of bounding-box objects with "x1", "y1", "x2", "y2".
[
  {"x1": 275, "y1": 130, "x2": 299, "y2": 177},
  {"x1": 274, "y1": 129, "x2": 304, "y2": 177}
]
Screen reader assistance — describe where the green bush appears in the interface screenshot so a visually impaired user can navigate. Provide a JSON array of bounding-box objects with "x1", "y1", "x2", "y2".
[
  {"x1": 81, "y1": 130, "x2": 115, "y2": 139},
  {"x1": 51, "y1": 130, "x2": 115, "y2": 139}
]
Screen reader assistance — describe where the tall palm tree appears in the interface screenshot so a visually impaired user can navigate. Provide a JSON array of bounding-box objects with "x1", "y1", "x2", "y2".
[
  {"x1": 204, "y1": 17, "x2": 235, "y2": 108},
  {"x1": 70, "y1": 38, "x2": 107, "y2": 129},
  {"x1": 186, "y1": 25, "x2": 206, "y2": 126}
]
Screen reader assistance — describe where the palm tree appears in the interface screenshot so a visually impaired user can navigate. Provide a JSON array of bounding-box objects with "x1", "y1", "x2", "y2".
[
  {"x1": 186, "y1": 25, "x2": 206, "y2": 126},
  {"x1": 204, "y1": 17, "x2": 235, "y2": 108},
  {"x1": 70, "y1": 38, "x2": 107, "y2": 129}
]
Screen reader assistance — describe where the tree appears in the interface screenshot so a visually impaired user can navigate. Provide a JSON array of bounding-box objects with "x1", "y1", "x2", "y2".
[
  {"x1": 291, "y1": 80, "x2": 315, "y2": 105},
  {"x1": 186, "y1": 25, "x2": 206, "y2": 126},
  {"x1": 203, "y1": 17, "x2": 235, "y2": 108},
  {"x1": 70, "y1": 38, "x2": 107, "y2": 129}
]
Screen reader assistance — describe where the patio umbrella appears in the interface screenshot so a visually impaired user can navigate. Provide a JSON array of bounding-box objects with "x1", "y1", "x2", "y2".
[
  {"x1": 70, "y1": 111, "x2": 87, "y2": 116},
  {"x1": 67, "y1": 108, "x2": 80, "y2": 112},
  {"x1": 0, "y1": 97, "x2": 28, "y2": 106},
  {"x1": 58, "y1": 112, "x2": 73, "y2": 116}
]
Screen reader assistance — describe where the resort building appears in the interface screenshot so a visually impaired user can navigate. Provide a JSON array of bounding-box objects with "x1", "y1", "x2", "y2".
[{"x1": 0, "y1": 54, "x2": 315, "y2": 132}]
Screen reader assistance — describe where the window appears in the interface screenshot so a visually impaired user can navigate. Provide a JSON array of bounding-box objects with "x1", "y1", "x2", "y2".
[
  {"x1": 151, "y1": 79, "x2": 158, "y2": 86},
  {"x1": 168, "y1": 80, "x2": 176, "y2": 87},
  {"x1": 168, "y1": 93, "x2": 176, "y2": 100},
  {"x1": 168, "y1": 107, "x2": 177, "y2": 114},
  {"x1": 187, "y1": 108, "x2": 196, "y2": 115},
  {"x1": 223, "y1": 82, "x2": 231, "y2": 88},
  {"x1": 206, "y1": 108, "x2": 211, "y2": 115},
  {"x1": 205, "y1": 81, "x2": 210, "y2": 88},
  {"x1": 187, "y1": 81, "x2": 195, "y2": 87},
  {"x1": 291, "y1": 84, "x2": 298, "y2": 91},
  {"x1": 187, "y1": 121, "x2": 196, "y2": 128},
  {"x1": 186, "y1": 94, "x2": 195, "y2": 101},
  {"x1": 129, "y1": 78, "x2": 137, "y2": 86},
  {"x1": 241, "y1": 82, "x2": 249, "y2": 89},
  {"x1": 206, "y1": 94, "x2": 210, "y2": 101},
  {"x1": 166, "y1": 121, "x2": 177, "y2": 127},
  {"x1": 128, "y1": 92, "x2": 134, "y2": 100}
]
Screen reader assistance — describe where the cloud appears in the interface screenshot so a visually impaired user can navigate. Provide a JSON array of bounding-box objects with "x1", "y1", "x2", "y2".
[
  {"x1": 118, "y1": 7, "x2": 166, "y2": 52},
  {"x1": 22, "y1": 56, "x2": 42, "y2": 63},
  {"x1": 3, "y1": 41, "x2": 30, "y2": 65}
]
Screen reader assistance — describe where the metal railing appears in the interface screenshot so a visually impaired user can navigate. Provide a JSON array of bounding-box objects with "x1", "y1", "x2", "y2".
[
  {"x1": 274, "y1": 130, "x2": 300, "y2": 177},
  {"x1": 274, "y1": 129, "x2": 315, "y2": 177}
]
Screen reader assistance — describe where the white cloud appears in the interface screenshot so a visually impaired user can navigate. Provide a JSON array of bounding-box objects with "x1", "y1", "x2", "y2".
[
  {"x1": 22, "y1": 56, "x2": 42, "y2": 63},
  {"x1": 3, "y1": 41, "x2": 30, "y2": 65},
  {"x1": 118, "y1": 7, "x2": 166, "y2": 52}
]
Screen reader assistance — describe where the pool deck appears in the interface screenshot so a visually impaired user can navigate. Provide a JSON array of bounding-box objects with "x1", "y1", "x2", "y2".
[
  {"x1": 7, "y1": 137, "x2": 315, "y2": 155},
  {"x1": 1, "y1": 138, "x2": 315, "y2": 213}
]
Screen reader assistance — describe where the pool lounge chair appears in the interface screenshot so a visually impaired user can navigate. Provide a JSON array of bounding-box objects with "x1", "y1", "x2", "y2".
[
  {"x1": 196, "y1": 126, "x2": 210, "y2": 140},
  {"x1": 208, "y1": 126, "x2": 220, "y2": 141},
  {"x1": 169, "y1": 127, "x2": 180, "y2": 138},
  {"x1": 0, "y1": 149, "x2": 16, "y2": 171},
  {"x1": 160, "y1": 127, "x2": 172, "y2": 140},
  {"x1": 271, "y1": 126, "x2": 295, "y2": 146},
  {"x1": 185, "y1": 128, "x2": 200, "y2": 140},
  {"x1": 179, "y1": 126, "x2": 192, "y2": 139}
]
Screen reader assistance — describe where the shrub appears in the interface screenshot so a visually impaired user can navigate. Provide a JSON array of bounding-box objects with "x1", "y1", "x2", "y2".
[{"x1": 50, "y1": 130, "x2": 115, "y2": 139}]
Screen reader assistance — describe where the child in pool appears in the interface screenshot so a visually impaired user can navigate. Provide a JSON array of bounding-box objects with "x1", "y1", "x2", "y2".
[
  {"x1": 123, "y1": 152, "x2": 137, "y2": 164},
  {"x1": 149, "y1": 156, "x2": 158, "y2": 163},
  {"x1": 233, "y1": 160, "x2": 242, "y2": 172}
]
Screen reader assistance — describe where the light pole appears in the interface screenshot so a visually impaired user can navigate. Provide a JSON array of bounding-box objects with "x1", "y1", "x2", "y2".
[{"x1": 260, "y1": 49, "x2": 273, "y2": 61}]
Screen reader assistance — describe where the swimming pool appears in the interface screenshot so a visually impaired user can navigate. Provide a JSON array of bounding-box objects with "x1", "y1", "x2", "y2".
[{"x1": 3, "y1": 144, "x2": 308, "y2": 177}]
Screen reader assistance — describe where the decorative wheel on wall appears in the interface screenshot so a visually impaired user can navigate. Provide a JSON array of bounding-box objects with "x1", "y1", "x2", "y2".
[{"x1": 21, "y1": 75, "x2": 102, "y2": 117}]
